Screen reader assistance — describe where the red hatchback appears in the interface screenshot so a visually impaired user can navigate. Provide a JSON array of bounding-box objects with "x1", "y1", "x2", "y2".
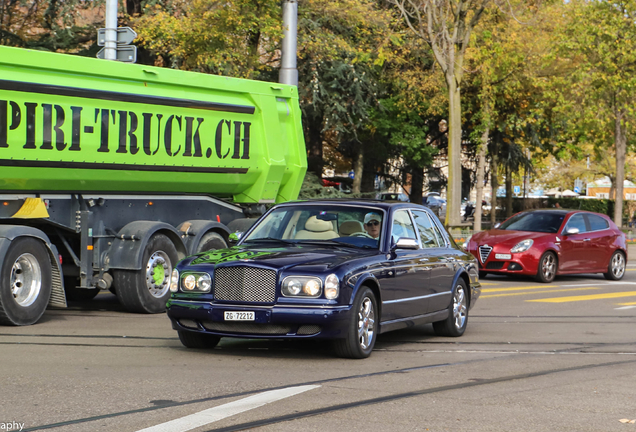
[{"x1": 467, "y1": 209, "x2": 627, "y2": 282}]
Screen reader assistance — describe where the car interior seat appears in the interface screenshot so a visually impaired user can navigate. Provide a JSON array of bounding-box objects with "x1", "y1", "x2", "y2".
[
  {"x1": 339, "y1": 220, "x2": 364, "y2": 236},
  {"x1": 294, "y1": 216, "x2": 339, "y2": 239}
]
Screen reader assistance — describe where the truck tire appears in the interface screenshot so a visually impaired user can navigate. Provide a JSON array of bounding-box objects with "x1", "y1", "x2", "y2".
[
  {"x1": 196, "y1": 232, "x2": 228, "y2": 253},
  {"x1": 0, "y1": 237, "x2": 52, "y2": 326},
  {"x1": 227, "y1": 218, "x2": 257, "y2": 234},
  {"x1": 114, "y1": 234, "x2": 178, "y2": 314}
]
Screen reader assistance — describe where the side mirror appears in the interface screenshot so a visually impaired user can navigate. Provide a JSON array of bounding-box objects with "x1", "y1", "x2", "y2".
[
  {"x1": 228, "y1": 232, "x2": 242, "y2": 245},
  {"x1": 494, "y1": 223, "x2": 501, "y2": 229},
  {"x1": 395, "y1": 238, "x2": 419, "y2": 250},
  {"x1": 565, "y1": 227, "x2": 579, "y2": 236}
]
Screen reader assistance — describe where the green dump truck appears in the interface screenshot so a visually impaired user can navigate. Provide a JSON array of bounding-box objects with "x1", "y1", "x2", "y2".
[{"x1": 0, "y1": 46, "x2": 306, "y2": 325}]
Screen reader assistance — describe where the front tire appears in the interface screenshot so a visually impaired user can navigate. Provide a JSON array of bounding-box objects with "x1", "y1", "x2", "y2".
[
  {"x1": 433, "y1": 280, "x2": 468, "y2": 337},
  {"x1": 334, "y1": 287, "x2": 377, "y2": 359},
  {"x1": 178, "y1": 330, "x2": 221, "y2": 349},
  {"x1": 0, "y1": 237, "x2": 52, "y2": 326},
  {"x1": 114, "y1": 234, "x2": 178, "y2": 313},
  {"x1": 535, "y1": 252, "x2": 557, "y2": 283},
  {"x1": 604, "y1": 251, "x2": 626, "y2": 281}
]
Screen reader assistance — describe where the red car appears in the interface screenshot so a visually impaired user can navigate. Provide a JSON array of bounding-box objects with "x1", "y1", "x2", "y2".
[{"x1": 467, "y1": 209, "x2": 627, "y2": 282}]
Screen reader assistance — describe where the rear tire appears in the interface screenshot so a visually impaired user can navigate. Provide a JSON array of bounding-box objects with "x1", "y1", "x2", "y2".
[
  {"x1": 535, "y1": 252, "x2": 557, "y2": 283},
  {"x1": 114, "y1": 234, "x2": 178, "y2": 314},
  {"x1": 178, "y1": 330, "x2": 221, "y2": 349},
  {"x1": 196, "y1": 232, "x2": 228, "y2": 253},
  {"x1": 334, "y1": 287, "x2": 377, "y2": 359},
  {"x1": 604, "y1": 251, "x2": 626, "y2": 281},
  {"x1": 0, "y1": 237, "x2": 52, "y2": 326},
  {"x1": 433, "y1": 280, "x2": 468, "y2": 337}
]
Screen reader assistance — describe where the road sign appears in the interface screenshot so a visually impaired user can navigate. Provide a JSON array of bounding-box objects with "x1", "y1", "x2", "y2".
[
  {"x1": 96, "y1": 45, "x2": 137, "y2": 63},
  {"x1": 97, "y1": 27, "x2": 138, "y2": 46},
  {"x1": 514, "y1": 185, "x2": 521, "y2": 195},
  {"x1": 574, "y1": 186, "x2": 581, "y2": 194},
  {"x1": 348, "y1": 171, "x2": 355, "y2": 179}
]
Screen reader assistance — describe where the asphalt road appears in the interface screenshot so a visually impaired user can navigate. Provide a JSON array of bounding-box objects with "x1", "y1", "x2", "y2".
[{"x1": 1, "y1": 258, "x2": 636, "y2": 432}]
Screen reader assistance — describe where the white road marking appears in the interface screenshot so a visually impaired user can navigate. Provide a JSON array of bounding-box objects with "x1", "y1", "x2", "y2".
[
  {"x1": 615, "y1": 305, "x2": 636, "y2": 310},
  {"x1": 137, "y1": 385, "x2": 320, "y2": 432}
]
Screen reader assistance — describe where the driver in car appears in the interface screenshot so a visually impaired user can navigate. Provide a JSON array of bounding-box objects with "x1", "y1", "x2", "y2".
[{"x1": 363, "y1": 212, "x2": 382, "y2": 239}]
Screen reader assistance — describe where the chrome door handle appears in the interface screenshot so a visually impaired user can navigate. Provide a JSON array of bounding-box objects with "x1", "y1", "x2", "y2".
[{"x1": 583, "y1": 238, "x2": 591, "y2": 242}]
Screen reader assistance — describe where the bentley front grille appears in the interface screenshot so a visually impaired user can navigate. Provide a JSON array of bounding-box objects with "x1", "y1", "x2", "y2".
[
  {"x1": 478, "y1": 245, "x2": 493, "y2": 264},
  {"x1": 214, "y1": 266, "x2": 276, "y2": 303}
]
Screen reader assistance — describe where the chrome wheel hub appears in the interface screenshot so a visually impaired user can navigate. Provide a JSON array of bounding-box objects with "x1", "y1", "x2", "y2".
[
  {"x1": 542, "y1": 254, "x2": 556, "y2": 279},
  {"x1": 611, "y1": 253, "x2": 625, "y2": 279},
  {"x1": 357, "y1": 297, "x2": 375, "y2": 350},
  {"x1": 145, "y1": 251, "x2": 171, "y2": 298},
  {"x1": 453, "y1": 286, "x2": 467, "y2": 330},
  {"x1": 10, "y1": 253, "x2": 42, "y2": 307}
]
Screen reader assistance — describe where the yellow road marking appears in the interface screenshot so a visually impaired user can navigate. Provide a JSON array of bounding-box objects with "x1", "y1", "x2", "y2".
[
  {"x1": 482, "y1": 285, "x2": 557, "y2": 293},
  {"x1": 616, "y1": 301, "x2": 636, "y2": 306},
  {"x1": 481, "y1": 287, "x2": 599, "y2": 299},
  {"x1": 527, "y1": 291, "x2": 636, "y2": 303},
  {"x1": 479, "y1": 283, "x2": 500, "y2": 286}
]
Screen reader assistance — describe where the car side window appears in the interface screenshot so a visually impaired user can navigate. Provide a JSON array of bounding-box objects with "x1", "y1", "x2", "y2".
[
  {"x1": 565, "y1": 214, "x2": 587, "y2": 233},
  {"x1": 411, "y1": 210, "x2": 440, "y2": 247},
  {"x1": 587, "y1": 214, "x2": 609, "y2": 231},
  {"x1": 392, "y1": 210, "x2": 417, "y2": 243}
]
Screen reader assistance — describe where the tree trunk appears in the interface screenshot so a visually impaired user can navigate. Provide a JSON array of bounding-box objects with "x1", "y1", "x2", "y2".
[
  {"x1": 305, "y1": 120, "x2": 323, "y2": 178},
  {"x1": 505, "y1": 163, "x2": 513, "y2": 218},
  {"x1": 445, "y1": 77, "x2": 462, "y2": 227},
  {"x1": 490, "y1": 152, "x2": 498, "y2": 227},
  {"x1": 410, "y1": 165, "x2": 424, "y2": 204},
  {"x1": 614, "y1": 108, "x2": 626, "y2": 227},
  {"x1": 474, "y1": 127, "x2": 488, "y2": 232},
  {"x1": 352, "y1": 145, "x2": 364, "y2": 194}
]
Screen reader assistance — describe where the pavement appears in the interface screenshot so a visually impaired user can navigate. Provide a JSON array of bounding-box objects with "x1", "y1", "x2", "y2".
[{"x1": 628, "y1": 243, "x2": 636, "y2": 261}]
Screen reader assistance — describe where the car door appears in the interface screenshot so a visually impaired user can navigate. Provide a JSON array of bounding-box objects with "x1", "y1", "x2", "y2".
[
  {"x1": 584, "y1": 213, "x2": 613, "y2": 270},
  {"x1": 559, "y1": 213, "x2": 591, "y2": 271},
  {"x1": 380, "y1": 209, "x2": 430, "y2": 321},
  {"x1": 412, "y1": 210, "x2": 456, "y2": 312}
]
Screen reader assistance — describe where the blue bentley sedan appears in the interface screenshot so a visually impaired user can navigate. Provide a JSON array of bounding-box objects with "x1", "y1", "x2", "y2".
[{"x1": 167, "y1": 200, "x2": 481, "y2": 359}]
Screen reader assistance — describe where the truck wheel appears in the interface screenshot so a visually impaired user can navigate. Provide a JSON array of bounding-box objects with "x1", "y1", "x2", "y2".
[
  {"x1": 114, "y1": 234, "x2": 178, "y2": 314},
  {"x1": 0, "y1": 237, "x2": 52, "y2": 326},
  {"x1": 196, "y1": 232, "x2": 228, "y2": 253},
  {"x1": 227, "y1": 218, "x2": 257, "y2": 234}
]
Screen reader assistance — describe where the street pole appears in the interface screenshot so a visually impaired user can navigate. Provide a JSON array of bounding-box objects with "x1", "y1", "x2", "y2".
[
  {"x1": 279, "y1": 0, "x2": 298, "y2": 86},
  {"x1": 104, "y1": 0, "x2": 118, "y2": 60}
]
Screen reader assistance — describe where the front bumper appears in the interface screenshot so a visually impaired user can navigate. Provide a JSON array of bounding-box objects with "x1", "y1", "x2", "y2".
[
  {"x1": 472, "y1": 247, "x2": 542, "y2": 276},
  {"x1": 166, "y1": 299, "x2": 352, "y2": 339}
]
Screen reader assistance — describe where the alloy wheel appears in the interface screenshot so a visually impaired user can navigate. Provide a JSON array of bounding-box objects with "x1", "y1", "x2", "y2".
[
  {"x1": 357, "y1": 297, "x2": 375, "y2": 350},
  {"x1": 453, "y1": 286, "x2": 467, "y2": 330}
]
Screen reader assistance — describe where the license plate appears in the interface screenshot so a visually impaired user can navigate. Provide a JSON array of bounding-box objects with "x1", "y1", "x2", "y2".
[
  {"x1": 495, "y1": 253, "x2": 512, "y2": 260},
  {"x1": 224, "y1": 311, "x2": 255, "y2": 321}
]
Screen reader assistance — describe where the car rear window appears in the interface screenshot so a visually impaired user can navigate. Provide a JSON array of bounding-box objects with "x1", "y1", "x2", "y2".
[{"x1": 588, "y1": 214, "x2": 609, "y2": 231}]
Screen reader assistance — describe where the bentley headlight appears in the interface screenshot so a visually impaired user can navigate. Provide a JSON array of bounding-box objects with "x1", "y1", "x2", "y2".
[
  {"x1": 511, "y1": 239, "x2": 534, "y2": 253},
  {"x1": 170, "y1": 269, "x2": 179, "y2": 292},
  {"x1": 324, "y1": 274, "x2": 339, "y2": 299},
  {"x1": 197, "y1": 274, "x2": 212, "y2": 292},
  {"x1": 181, "y1": 272, "x2": 212, "y2": 292},
  {"x1": 183, "y1": 274, "x2": 196, "y2": 291},
  {"x1": 282, "y1": 276, "x2": 322, "y2": 298}
]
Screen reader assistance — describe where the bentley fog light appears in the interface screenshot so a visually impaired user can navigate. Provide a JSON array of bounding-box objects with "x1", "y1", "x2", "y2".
[
  {"x1": 282, "y1": 276, "x2": 322, "y2": 297},
  {"x1": 183, "y1": 274, "x2": 196, "y2": 291},
  {"x1": 170, "y1": 269, "x2": 179, "y2": 293},
  {"x1": 324, "y1": 274, "x2": 339, "y2": 299},
  {"x1": 511, "y1": 239, "x2": 534, "y2": 253}
]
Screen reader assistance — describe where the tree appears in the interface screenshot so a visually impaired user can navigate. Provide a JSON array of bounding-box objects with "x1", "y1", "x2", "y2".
[
  {"x1": 553, "y1": 0, "x2": 636, "y2": 226},
  {"x1": 388, "y1": 0, "x2": 491, "y2": 226}
]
